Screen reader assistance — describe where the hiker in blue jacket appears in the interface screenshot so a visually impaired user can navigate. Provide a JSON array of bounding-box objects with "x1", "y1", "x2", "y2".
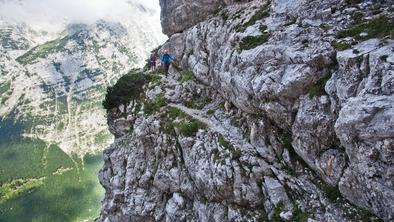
[{"x1": 161, "y1": 49, "x2": 175, "y2": 76}]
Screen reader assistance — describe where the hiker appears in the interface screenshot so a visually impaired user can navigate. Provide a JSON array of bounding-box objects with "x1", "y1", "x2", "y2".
[
  {"x1": 150, "y1": 52, "x2": 158, "y2": 71},
  {"x1": 147, "y1": 58, "x2": 152, "y2": 71},
  {"x1": 161, "y1": 49, "x2": 175, "y2": 76}
]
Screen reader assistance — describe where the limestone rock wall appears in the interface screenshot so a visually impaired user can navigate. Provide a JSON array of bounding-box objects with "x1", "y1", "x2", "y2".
[{"x1": 98, "y1": 0, "x2": 394, "y2": 221}]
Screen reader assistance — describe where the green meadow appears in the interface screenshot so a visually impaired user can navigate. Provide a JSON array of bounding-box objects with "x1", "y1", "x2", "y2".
[{"x1": 0, "y1": 118, "x2": 105, "y2": 222}]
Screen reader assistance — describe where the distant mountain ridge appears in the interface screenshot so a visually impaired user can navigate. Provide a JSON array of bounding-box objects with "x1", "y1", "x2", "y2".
[{"x1": 0, "y1": 10, "x2": 166, "y2": 155}]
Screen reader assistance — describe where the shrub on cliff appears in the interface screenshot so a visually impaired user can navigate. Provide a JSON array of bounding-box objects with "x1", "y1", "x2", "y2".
[{"x1": 102, "y1": 70, "x2": 145, "y2": 112}]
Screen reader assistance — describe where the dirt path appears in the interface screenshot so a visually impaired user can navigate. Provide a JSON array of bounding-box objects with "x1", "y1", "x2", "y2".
[{"x1": 168, "y1": 103, "x2": 261, "y2": 154}]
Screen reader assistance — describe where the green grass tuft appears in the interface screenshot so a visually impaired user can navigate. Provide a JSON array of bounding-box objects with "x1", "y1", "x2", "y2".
[
  {"x1": 184, "y1": 96, "x2": 212, "y2": 109},
  {"x1": 146, "y1": 74, "x2": 163, "y2": 86},
  {"x1": 160, "y1": 107, "x2": 207, "y2": 137},
  {"x1": 351, "y1": 12, "x2": 363, "y2": 22},
  {"x1": 207, "y1": 109, "x2": 215, "y2": 115},
  {"x1": 218, "y1": 10, "x2": 229, "y2": 21},
  {"x1": 331, "y1": 41, "x2": 352, "y2": 50},
  {"x1": 284, "y1": 16, "x2": 298, "y2": 26},
  {"x1": 179, "y1": 71, "x2": 194, "y2": 83},
  {"x1": 218, "y1": 135, "x2": 232, "y2": 150},
  {"x1": 293, "y1": 204, "x2": 308, "y2": 222},
  {"x1": 323, "y1": 185, "x2": 342, "y2": 203},
  {"x1": 167, "y1": 107, "x2": 186, "y2": 119},
  {"x1": 218, "y1": 135, "x2": 241, "y2": 159},
  {"x1": 259, "y1": 24, "x2": 268, "y2": 32},
  {"x1": 177, "y1": 118, "x2": 207, "y2": 137},
  {"x1": 345, "y1": 0, "x2": 362, "y2": 5},
  {"x1": 359, "y1": 208, "x2": 384, "y2": 222},
  {"x1": 319, "y1": 23, "x2": 330, "y2": 31},
  {"x1": 239, "y1": 33, "x2": 270, "y2": 50},
  {"x1": 144, "y1": 94, "x2": 168, "y2": 116},
  {"x1": 336, "y1": 15, "x2": 394, "y2": 40},
  {"x1": 272, "y1": 202, "x2": 284, "y2": 222},
  {"x1": 308, "y1": 74, "x2": 332, "y2": 98}
]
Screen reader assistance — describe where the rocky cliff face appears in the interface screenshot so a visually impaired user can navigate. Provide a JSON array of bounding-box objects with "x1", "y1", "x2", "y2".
[{"x1": 98, "y1": 0, "x2": 394, "y2": 221}]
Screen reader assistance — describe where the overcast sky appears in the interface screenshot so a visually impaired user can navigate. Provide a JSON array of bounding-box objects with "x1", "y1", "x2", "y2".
[{"x1": 0, "y1": 0, "x2": 161, "y2": 31}]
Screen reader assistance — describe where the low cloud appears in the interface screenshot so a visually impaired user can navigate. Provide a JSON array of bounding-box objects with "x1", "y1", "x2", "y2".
[{"x1": 0, "y1": 0, "x2": 161, "y2": 31}]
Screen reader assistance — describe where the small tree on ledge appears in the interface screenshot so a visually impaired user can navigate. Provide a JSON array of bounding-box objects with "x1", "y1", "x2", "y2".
[{"x1": 102, "y1": 70, "x2": 146, "y2": 113}]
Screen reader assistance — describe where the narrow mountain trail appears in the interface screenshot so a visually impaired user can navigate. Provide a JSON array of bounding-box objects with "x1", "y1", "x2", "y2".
[{"x1": 168, "y1": 103, "x2": 273, "y2": 158}]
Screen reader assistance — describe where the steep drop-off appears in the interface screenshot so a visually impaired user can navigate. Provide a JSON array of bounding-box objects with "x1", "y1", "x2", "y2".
[
  {"x1": 0, "y1": 2, "x2": 165, "y2": 221},
  {"x1": 98, "y1": 0, "x2": 394, "y2": 221}
]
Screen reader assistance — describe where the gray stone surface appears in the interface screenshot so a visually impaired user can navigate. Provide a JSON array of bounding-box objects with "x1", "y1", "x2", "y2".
[{"x1": 98, "y1": 0, "x2": 394, "y2": 221}]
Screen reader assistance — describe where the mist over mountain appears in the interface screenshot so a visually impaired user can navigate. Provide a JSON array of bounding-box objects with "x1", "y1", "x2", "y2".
[{"x1": 0, "y1": 0, "x2": 160, "y2": 32}]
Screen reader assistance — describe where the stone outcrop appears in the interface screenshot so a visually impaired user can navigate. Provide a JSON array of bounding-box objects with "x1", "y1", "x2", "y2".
[
  {"x1": 160, "y1": 0, "x2": 252, "y2": 36},
  {"x1": 160, "y1": 0, "x2": 224, "y2": 36},
  {"x1": 98, "y1": 0, "x2": 394, "y2": 221}
]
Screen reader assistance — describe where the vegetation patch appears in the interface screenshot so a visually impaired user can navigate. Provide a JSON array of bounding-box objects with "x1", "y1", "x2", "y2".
[
  {"x1": 284, "y1": 16, "x2": 298, "y2": 26},
  {"x1": 331, "y1": 41, "x2": 352, "y2": 50},
  {"x1": 230, "y1": 116, "x2": 244, "y2": 127},
  {"x1": 0, "y1": 125, "x2": 104, "y2": 222},
  {"x1": 235, "y1": 2, "x2": 271, "y2": 32},
  {"x1": 0, "y1": 178, "x2": 45, "y2": 204},
  {"x1": 323, "y1": 184, "x2": 342, "y2": 203},
  {"x1": 16, "y1": 37, "x2": 68, "y2": 64},
  {"x1": 272, "y1": 202, "x2": 284, "y2": 222},
  {"x1": 218, "y1": 135, "x2": 233, "y2": 150},
  {"x1": 345, "y1": 0, "x2": 362, "y2": 5},
  {"x1": 167, "y1": 106, "x2": 187, "y2": 120},
  {"x1": 351, "y1": 12, "x2": 363, "y2": 22},
  {"x1": 239, "y1": 33, "x2": 271, "y2": 50},
  {"x1": 144, "y1": 94, "x2": 168, "y2": 116},
  {"x1": 207, "y1": 109, "x2": 215, "y2": 115},
  {"x1": 178, "y1": 70, "x2": 195, "y2": 83},
  {"x1": 160, "y1": 107, "x2": 185, "y2": 135},
  {"x1": 184, "y1": 95, "x2": 212, "y2": 109},
  {"x1": 177, "y1": 118, "x2": 207, "y2": 137},
  {"x1": 336, "y1": 15, "x2": 394, "y2": 40},
  {"x1": 359, "y1": 208, "x2": 384, "y2": 222},
  {"x1": 146, "y1": 73, "x2": 163, "y2": 84},
  {"x1": 293, "y1": 204, "x2": 308, "y2": 222},
  {"x1": 218, "y1": 135, "x2": 241, "y2": 160},
  {"x1": 278, "y1": 129, "x2": 309, "y2": 172},
  {"x1": 308, "y1": 74, "x2": 332, "y2": 98},
  {"x1": 214, "y1": 8, "x2": 229, "y2": 21},
  {"x1": 319, "y1": 23, "x2": 330, "y2": 31},
  {"x1": 145, "y1": 73, "x2": 163, "y2": 89},
  {"x1": 0, "y1": 81, "x2": 11, "y2": 96},
  {"x1": 160, "y1": 107, "x2": 207, "y2": 137},
  {"x1": 102, "y1": 70, "x2": 146, "y2": 112},
  {"x1": 279, "y1": 130, "x2": 293, "y2": 150}
]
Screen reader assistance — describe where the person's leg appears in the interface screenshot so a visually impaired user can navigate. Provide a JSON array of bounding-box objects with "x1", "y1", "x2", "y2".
[{"x1": 165, "y1": 63, "x2": 169, "y2": 76}]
